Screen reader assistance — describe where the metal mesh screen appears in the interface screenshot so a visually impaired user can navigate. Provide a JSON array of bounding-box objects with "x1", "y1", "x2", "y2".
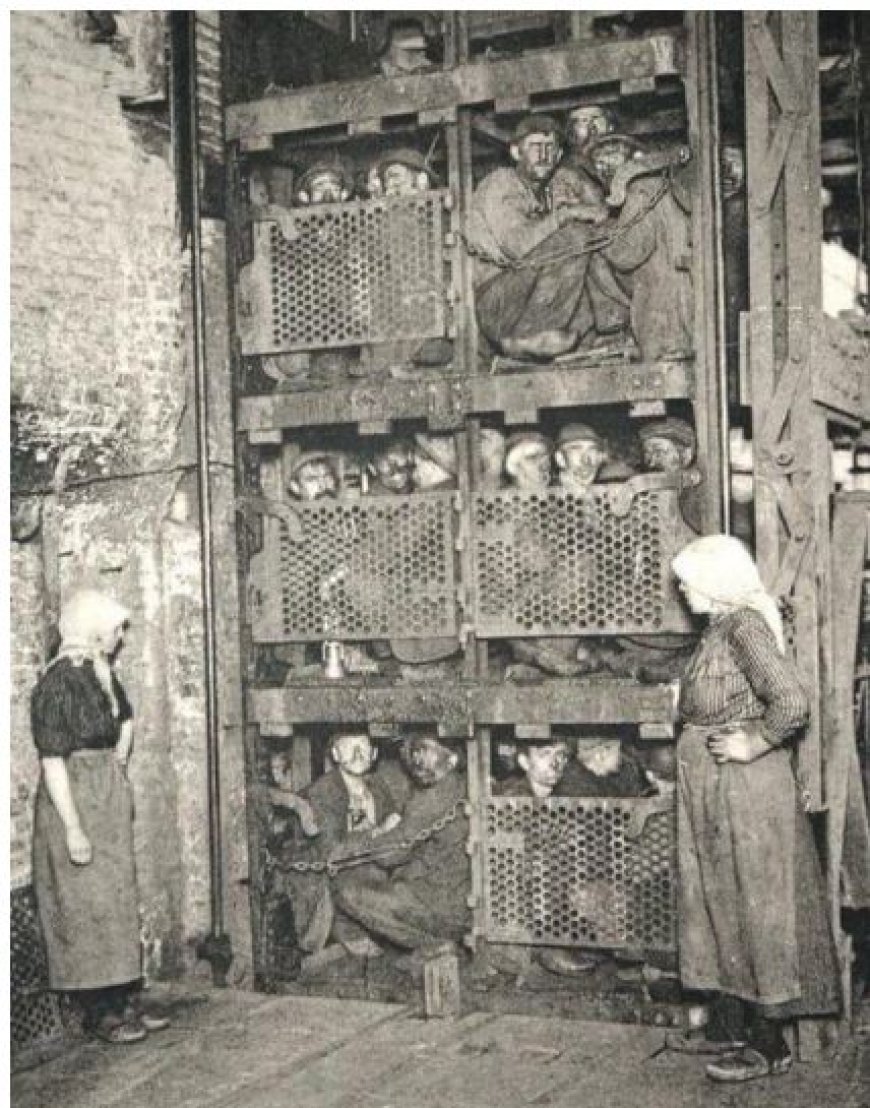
[
  {"x1": 249, "y1": 492, "x2": 458, "y2": 642},
  {"x1": 483, "y1": 797, "x2": 676, "y2": 950},
  {"x1": 240, "y1": 193, "x2": 448, "y2": 355},
  {"x1": 471, "y1": 488, "x2": 693, "y2": 636},
  {"x1": 11, "y1": 886, "x2": 66, "y2": 1053}
]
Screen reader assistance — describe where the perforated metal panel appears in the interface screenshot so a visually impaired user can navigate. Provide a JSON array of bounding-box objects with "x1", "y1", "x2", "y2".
[
  {"x1": 11, "y1": 886, "x2": 66, "y2": 1055},
  {"x1": 249, "y1": 492, "x2": 458, "y2": 642},
  {"x1": 472, "y1": 487, "x2": 693, "y2": 636},
  {"x1": 238, "y1": 193, "x2": 449, "y2": 355},
  {"x1": 484, "y1": 797, "x2": 676, "y2": 950}
]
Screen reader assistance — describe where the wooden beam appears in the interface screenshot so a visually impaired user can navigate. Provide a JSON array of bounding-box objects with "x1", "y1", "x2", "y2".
[
  {"x1": 471, "y1": 360, "x2": 694, "y2": 417},
  {"x1": 238, "y1": 361, "x2": 695, "y2": 433},
  {"x1": 247, "y1": 678, "x2": 676, "y2": 728},
  {"x1": 227, "y1": 33, "x2": 683, "y2": 142}
]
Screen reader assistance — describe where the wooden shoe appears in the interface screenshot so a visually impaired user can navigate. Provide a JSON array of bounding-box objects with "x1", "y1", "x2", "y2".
[
  {"x1": 706, "y1": 1047, "x2": 792, "y2": 1083},
  {"x1": 123, "y1": 1001, "x2": 171, "y2": 1033},
  {"x1": 137, "y1": 1011, "x2": 171, "y2": 1032},
  {"x1": 94, "y1": 1015, "x2": 147, "y2": 1045}
]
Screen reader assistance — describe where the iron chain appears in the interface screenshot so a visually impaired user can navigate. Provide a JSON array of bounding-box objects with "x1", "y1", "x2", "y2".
[{"x1": 275, "y1": 800, "x2": 466, "y2": 877}]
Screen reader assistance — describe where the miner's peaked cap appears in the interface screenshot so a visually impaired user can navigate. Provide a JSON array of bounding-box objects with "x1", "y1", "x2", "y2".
[
  {"x1": 296, "y1": 156, "x2": 354, "y2": 193},
  {"x1": 505, "y1": 430, "x2": 552, "y2": 458},
  {"x1": 511, "y1": 114, "x2": 564, "y2": 145},
  {"x1": 375, "y1": 147, "x2": 435, "y2": 180},
  {"x1": 556, "y1": 423, "x2": 606, "y2": 450},
  {"x1": 288, "y1": 450, "x2": 341, "y2": 478},
  {"x1": 638, "y1": 418, "x2": 696, "y2": 450}
]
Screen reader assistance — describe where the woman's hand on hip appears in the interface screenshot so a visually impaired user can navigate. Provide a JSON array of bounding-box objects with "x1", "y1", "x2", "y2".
[
  {"x1": 706, "y1": 726, "x2": 769, "y2": 765},
  {"x1": 66, "y1": 826, "x2": 93, "y2": 866}
]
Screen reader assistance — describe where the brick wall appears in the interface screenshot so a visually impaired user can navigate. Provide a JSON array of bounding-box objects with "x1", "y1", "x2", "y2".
[
  {"x1": 9, "y1": 544, "x2": 46, "y2": 890},
  {"x1": 10, "y1": 12, "x2": 250, "y2": 980}
]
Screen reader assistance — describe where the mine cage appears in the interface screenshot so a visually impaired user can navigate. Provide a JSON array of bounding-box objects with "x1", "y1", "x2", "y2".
[{"x1": 222, "y1": 10, "x2": 870, "y2": 1023}]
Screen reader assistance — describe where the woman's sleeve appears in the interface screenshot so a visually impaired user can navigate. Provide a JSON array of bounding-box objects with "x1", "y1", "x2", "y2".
[
  {"x1": 30, "y1": 673, "x2": 77, "y2": 758},
  {"x1": 728, "y1": 609, "x2": 809, "y2": 744},
  {"x1": 113, "y1": 675, "x2": 134, "y2": 723}
]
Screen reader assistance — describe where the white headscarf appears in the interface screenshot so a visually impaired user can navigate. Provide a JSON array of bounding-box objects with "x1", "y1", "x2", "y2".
[
  {"x1": 671, "y1": 534, "x2": 785, "y2": 654},
  {"x1": 51, "y1": 588, "x2": 130, "y2": 715}
]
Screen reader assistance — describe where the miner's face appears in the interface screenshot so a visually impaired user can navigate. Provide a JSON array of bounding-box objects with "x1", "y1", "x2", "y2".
[
  {"x1": 305, "y1": 170, "x2": 345, "y2": 205},
  {"x1": 270, "y1": 751, "x2": 292, "y2": 789},
  {"x1": 576, "y1": 738, "x2": 621, "y2": 778},
  {"x1": 478, "y1": 429, "x2": 507, "y2": 487},
  {"x1": 382, "y1": 162, "x2": 425, "y2": 197},
  {"x1": 294, "y1": 460, "x2": 338, "y2": 501},
  {"x1": 642, "y1": 435, "x2": 690, "y2": 474},
  {"x1": 568, "y1": 109, "x2": 612, "y2": 152},
  {"x1": 331, "y1": 732, "x2": 375, "y2": 776},
  {"x1": 591, "y1": 144, "x2": 631, "y2": 187},
  {"x1": 512, "y1": 132, "x2": 562, "y2": 184},
  {"x1": 401, "y1": 737, "x2": 458, "y2": 787},
  {"x1": 520, "y1": 743, "x2": 570, "y2": 790},
  {"x1": 509, "y1": 443, "x2": 551, "y2": 490},
  {"x1": 557, "y1": 441, "x2": 605, "y2": 490},
  {"x1": 372, "y1": 442, "x2": 414, "y2": 493}
]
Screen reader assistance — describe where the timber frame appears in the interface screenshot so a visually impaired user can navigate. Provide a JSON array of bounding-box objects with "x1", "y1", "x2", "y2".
[{"x1": 743, "y1": 10, "x2": 870, "y2": 1026}]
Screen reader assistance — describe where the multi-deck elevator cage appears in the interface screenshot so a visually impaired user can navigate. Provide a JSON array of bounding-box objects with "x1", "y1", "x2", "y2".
[
  {"x1": 226, "y1": 11, "x2": 870, "y2": 1014},
  {"x1": 228, "y1": 10, "x2": 724, "y2": 1007}
]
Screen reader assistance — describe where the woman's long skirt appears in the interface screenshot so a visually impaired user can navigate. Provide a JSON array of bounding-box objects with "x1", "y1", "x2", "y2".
[
  {"x1": 676, "y1": 724, "x2": 839, "y2": 1016},
  {"x1": 32, "y1": 750, "x2": 141, "y2": 990}
]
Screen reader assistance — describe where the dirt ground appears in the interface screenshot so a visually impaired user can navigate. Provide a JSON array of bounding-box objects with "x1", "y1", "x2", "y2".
[{"x1": 11, "y1": 982, "x2": 870, "y2": 1108}]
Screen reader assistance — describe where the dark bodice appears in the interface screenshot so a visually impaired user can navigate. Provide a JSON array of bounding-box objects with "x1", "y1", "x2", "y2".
[{"x1": 31, "y1": 657, "x2": 133, "y2": 758}]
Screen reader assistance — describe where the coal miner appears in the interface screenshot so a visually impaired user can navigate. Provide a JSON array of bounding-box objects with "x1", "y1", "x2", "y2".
[
  {"x1": 476, "y1": 425, "x2": 508, "y2": 490},
  {"x1": 590, "y1": 133, "x2": 693, "y2": 361},
  {"x1": 275, "y1": 730, "x2": 404, "y2": 972},
  {"x1": 466, "y1": 114, "x2": 628, "y2": 360},
  {"x1": 366, "y1": 438, "x2": 415, "y2": 495},
  {"x1": 293, "y1": 155, "x2": 355, "y2": 206},
  {"x1": 332, "y1": 735, "x2": 470, "y2": 955},
  {"x1": 638, "y1": 416, "x2": 703, "y2": 534},
  {"x1": 377, "y1": 19, "x2": 433, "y2": 79},
  {"x1": 502, "y1": 431, "x2": 594, "y2": 679},
  {"x1": 371, "y1": 147, "x2": 437, "y2": 198},
  {"x1": 286, "y1": 451, "x2": 343, "y2": 502},
  {"x1": 559, "y1": 103, "x2": 615, "y2": 221},
  {"x1": 554, "y1": 422, "x2": 635, "y2": 495},
  {"x1": 507, "y1": 423, "x2": 634, "y2": 681},
  {"x1": 503, "y1": 429, "x2": 553, "y2": 491},
  {"x1": 496, "y1": 740, "x2": 605, "y2": 977},
  {"x1": 364, "y1": 148, "x2": 454, "y2": 370}
]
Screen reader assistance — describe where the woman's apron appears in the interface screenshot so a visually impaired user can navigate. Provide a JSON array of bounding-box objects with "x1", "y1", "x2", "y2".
[
  {"x1": 676, "y1": 723, "x2": 839, "y2": 1014},
  {"x1": 32, "y1": 750, "x2": 141, "y2": 990}
]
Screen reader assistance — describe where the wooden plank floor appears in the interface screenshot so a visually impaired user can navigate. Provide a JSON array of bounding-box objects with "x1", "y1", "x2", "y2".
[{"x1": 11, "y1": 982, "x2": 870, "y2": 1108}]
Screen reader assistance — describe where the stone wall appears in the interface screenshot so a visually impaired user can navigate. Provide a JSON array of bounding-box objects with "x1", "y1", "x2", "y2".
[{"x1": 10, "y1": 11, "x2": 250, "y2": 981}]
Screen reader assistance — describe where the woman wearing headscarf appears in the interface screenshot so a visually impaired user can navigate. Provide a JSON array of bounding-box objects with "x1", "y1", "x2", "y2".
[
  {"x1": 31, "y1": 588, "x2": 169, "y2": 1044},
  {"x1": 670, "y1": 535, "x2": 838, "y2": 1083}
]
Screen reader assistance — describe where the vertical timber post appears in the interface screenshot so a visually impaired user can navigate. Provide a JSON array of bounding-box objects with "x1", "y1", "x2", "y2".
[
  {"x1": 744, "y1": 10, "x2": 829, "y2": 813},
  {"x1": 743, "y1": 10, "x2": 855, "y2": 1051}
]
